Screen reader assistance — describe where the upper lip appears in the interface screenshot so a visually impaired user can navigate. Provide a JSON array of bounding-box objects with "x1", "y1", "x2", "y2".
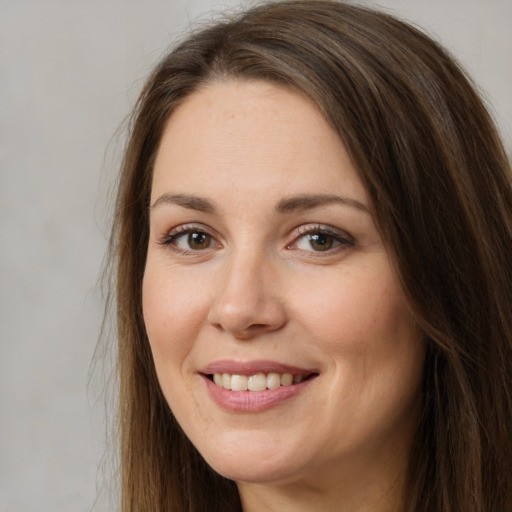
[{"x1": 201, "y1": 359, "x2": 317, "y2": 376}]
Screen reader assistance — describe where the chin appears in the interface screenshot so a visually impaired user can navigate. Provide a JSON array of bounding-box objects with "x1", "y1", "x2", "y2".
[{"x1": 195, "y1": 429, "x2": 308, "y2": 484}]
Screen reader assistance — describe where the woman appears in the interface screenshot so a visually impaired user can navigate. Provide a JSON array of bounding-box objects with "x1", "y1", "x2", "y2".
[{"x1": 108, "y1": 1, "x2": 512, "y2": 510}]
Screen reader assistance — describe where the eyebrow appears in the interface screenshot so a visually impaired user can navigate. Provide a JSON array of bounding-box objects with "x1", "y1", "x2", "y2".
[
  {"x1": 151, "y1": 192, "x2": 369, "y2": 214},
  {"x1": 151, "y1": 193, "x2": 217, "y2": 213},
  {"x1": 276, "y1": 194, "x2": 369, "y2": 214}
]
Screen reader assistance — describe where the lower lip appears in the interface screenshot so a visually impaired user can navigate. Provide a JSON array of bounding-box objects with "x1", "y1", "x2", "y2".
[{"x1": 202, "y1": 374, "x2": 316, "y2": 413}]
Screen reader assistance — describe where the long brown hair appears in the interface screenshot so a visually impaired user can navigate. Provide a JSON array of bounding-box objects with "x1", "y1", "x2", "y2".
[{"x1": 108, "y1": 1, "x2": 512, "y2": 510}]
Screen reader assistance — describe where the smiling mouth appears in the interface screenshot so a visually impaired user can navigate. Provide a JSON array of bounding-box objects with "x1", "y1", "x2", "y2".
[{"x1": 208, "y1": 372, "x2": 316, "y2": 391}]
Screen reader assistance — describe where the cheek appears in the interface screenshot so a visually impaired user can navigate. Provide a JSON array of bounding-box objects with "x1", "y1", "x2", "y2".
[
  {"x1": 291, "y1": 268, "x2": 407, "y2": 350},
  {"x1": 142, "y1": 264, "x2": 209, "y2": 365},
  {"x1": 142, "y1": 263, "x2": 220, "y2": 436},
  {"x1": 295, "y1": 269, "x2": 425, "y2": 434},
  {"x1": 290, "y1": 264, "x2": 425, "y2": 401}
]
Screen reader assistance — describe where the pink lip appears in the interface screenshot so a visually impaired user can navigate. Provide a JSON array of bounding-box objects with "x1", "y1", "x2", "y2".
[
  {"x1": 201, "y1": 359, "x2": 316, "y2": 376},
  {"x1": 200, "y1": 360, "x2": 318, "y2": 413}
]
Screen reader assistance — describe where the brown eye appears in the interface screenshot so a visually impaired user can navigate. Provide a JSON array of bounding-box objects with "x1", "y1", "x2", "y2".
[
  {"x1": 164, "y1": 229, "x2": 217, "y2": 251},
  {"x1": 296, "y1": 232, "x2": 337, "y2": 252},
  {"x1": 290, "y1": 226, "x2": 354, "y2": 254},
  {"x1": 187, "y1": 232, "x2": 212, "y2": 250},
  {"x1": 307, "y1": 233, "x2": 334, "y2": 251}
]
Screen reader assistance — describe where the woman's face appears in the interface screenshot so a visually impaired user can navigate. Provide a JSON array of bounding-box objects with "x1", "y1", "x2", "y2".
[{"x1": 143, "y1": 80, "x2": 425, "y2": 489}]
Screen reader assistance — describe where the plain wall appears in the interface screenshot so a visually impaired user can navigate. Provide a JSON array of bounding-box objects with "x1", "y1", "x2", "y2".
[{"x1": 0, "y1": 1, "x2": 510, "y2": 511}]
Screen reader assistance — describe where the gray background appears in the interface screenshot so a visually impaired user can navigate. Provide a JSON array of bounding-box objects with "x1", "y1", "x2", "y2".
[{"x1": 1, "y1": 1, "x2": 510, "y2": 511}]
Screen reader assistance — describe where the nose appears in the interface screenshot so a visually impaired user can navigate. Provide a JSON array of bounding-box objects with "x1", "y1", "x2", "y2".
[{"x1": 207, "y1": 253, "x2": 287, "y2": 340}]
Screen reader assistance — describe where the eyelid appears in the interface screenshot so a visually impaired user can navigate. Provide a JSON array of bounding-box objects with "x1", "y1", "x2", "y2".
[
  {"x1": 158, "y1": 223, "x2": 221, "y2": 253},
  {"x1": 156, "y1": 222, "x2": 354, "y2": 256},
  {"x1": 287, "y1": 224, "x2": 355, "y2": 253}
]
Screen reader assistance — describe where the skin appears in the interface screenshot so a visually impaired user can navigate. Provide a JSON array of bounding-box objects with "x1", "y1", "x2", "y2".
[{"x1": 143, "y1": 80, "x2": 426, "y2": 512}]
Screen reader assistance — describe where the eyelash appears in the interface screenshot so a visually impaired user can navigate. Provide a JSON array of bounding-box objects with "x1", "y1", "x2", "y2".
[
  {"x1": 158, "y1": 224, "x2": 218, "y2": 255},
  {"x1": 158, "y1": 223, "x2": 355, "y2": 256},
  {"x1": 289, "y1": 225, "x2": 355, "y2": 254}
]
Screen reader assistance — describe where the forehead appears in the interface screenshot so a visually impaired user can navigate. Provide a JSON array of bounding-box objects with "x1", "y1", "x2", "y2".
[{"x1": 151, "y1": 79, "x2": 368, "y2": 206}]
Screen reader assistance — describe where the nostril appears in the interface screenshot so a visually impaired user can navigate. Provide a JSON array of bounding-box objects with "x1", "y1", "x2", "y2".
[{"x1": 207, "y1": 286, "x2": 288, "y2": 338}]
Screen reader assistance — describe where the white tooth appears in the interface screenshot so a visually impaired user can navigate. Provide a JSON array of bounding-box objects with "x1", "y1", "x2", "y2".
[
  {"x1": 281, "y1": 373, "x2": 293, "y2": 386},
  {"x1": 213, "y1": 373, "x2": 223, "y2": 386},
  {"x1": 267, "y1": 373, "x2": 281, "y2": 389},
  {"x1": 231, "y1": 374, "x2": 248, "y2": 391},
  {"x1": 248, "y1": 373, "x2": 267, "y2": 391},
  {"x1": 222, "y1": 373, "x2": 232, "y2": 390},
  {"x1": 293, "y1": 374, "x2": 304, "y2": 384}
]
